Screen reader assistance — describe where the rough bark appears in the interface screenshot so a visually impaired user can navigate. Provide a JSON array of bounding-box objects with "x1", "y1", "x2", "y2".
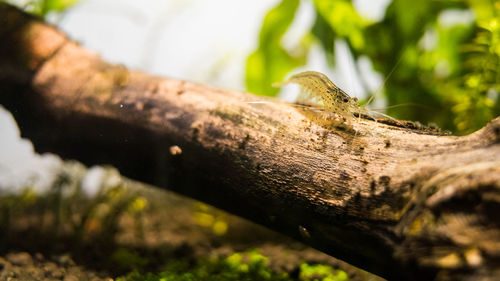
[{"x1": 1, "y1": 4, "x2": 500, "y2": 281}]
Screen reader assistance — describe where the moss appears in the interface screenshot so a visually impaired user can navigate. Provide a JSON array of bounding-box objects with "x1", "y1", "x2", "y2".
[
  {"x1": 117, "y1": 250, "x2": 350, "y2": 281},
  {"x1": 117, "y1": 251, "x2": 289, "y2": 281},
  {"x1": 299, "y1": 264, "x2": 348, "y2": 281}
]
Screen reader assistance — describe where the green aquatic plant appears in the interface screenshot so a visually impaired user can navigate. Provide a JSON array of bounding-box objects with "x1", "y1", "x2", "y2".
[
  {"x1": 118, "y1": 250, "x2": 290, "y2": 281},
  {"x1": 246, "y1": 0, "x2": 307, "y2": 97},
  {"x1": 247, "y1": 0, "x2": 500, "y2": 134},
  {"x1": 0, "y1": 164, "x2": 148, "y2": 248},
  {"x1": 193, "y1": 202, "x2": 229, "y2": 236},
  {"x1": 117, "y1": 250, "x2": 350, "y2": 281},
  {"x1": 299, "y1": 263, "x2": 348, "y2": 281},
  {"x1": 1, "y1": 0, "x2": 80, "y2": 17}
]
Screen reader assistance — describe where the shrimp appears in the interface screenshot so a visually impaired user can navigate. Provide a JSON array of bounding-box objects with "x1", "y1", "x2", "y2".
[{"x1": 273, "y1": 71, "x2": 363, "y2": 127}]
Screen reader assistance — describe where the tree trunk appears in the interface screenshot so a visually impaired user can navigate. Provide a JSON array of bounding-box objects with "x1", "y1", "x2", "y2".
[{"x1": 1, "y1": 4, "x2": 499, "y2": 280}]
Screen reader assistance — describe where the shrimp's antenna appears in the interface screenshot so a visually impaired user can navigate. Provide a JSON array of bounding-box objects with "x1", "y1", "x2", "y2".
[
  {"x1": 346, "y1": 44, "x2": 358, "y2": 100},
  {"x1": 370, "y1": 103, "x2": 432, "y2": 111},
  {"x1": 365, "y1": 54, "x2": 403, "y2": 107}
]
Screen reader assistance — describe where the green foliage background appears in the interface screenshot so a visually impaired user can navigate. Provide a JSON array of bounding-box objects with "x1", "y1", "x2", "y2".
[
  {"x1": 3, "y1": 0, "x2": 79, "y2": 17},
  {"x1": 246, "y1": 0, "x2": 500, "y2": 135}
]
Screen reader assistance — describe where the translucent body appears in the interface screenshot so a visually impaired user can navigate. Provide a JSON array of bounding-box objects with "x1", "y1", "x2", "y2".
[{"x1": 274, "y1": 71, "x2": 361, "y2": 125}]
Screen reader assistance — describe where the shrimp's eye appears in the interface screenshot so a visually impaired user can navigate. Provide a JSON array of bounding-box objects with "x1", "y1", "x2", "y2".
[{"x1": 343, "y1": 98, "x2": 349, "y2": 103}]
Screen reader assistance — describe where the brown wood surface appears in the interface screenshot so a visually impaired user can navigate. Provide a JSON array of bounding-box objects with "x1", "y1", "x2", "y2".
[{"x1": 1, "y1": 4, "x2": 500, "y2": 280}]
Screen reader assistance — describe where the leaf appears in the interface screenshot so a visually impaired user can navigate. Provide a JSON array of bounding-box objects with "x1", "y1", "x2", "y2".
[
  {"x1": 311, "y1": 10, "x2": 336, "y2": 65},
  {"x1": 245, "y1": 0, "x2": 304, "y2": 96},
  {"x1": 312, "y1": 0, "x2": 367, "y2": 51},
  {"x1": 45, "y1": 0, "x2": 79, "y2": 13},
  {"x1": 17, "y1": 0, "x2": 80, "y2": 17}
]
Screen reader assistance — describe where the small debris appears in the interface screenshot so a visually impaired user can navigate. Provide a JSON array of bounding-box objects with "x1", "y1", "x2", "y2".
[
  {"x1": 384, "y1": 140, "x2": 391, "y2": 148},
  {"x1": 436, "y1": 252, "x2": 462, "y2": 268},
  {"x1": 298, "y1": 225, "x2": 311, "y2": 239},
  {"x1": 169, "y1": 145, "x2": 183, "y2": 155},
  {"x1": 378, "y1": 176, "x2": 391, "y2": 187},
  {"x1": 464, "y1": 248, "x2": 482, "y2": 267}
]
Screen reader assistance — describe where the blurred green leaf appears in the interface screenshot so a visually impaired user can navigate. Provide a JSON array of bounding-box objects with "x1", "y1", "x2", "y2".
[
  {"x1": 245, "y1": 0, "x2": 304, "y2": 96},
  {"x1": 311, "y1": 10, "x2": 336, "y2": 65},
  {"x1": 42, "y1": 0, "x2": 79, "y2": 14},
  {"x1": 3, "y1": 0, "x2": 79, "y2": 17},
  {"x1": 312, "y1": 0, "x2": 367, "y2": 51},
  {"x1": 392, "y1": 0, "x2": 431, "y2": 40}
]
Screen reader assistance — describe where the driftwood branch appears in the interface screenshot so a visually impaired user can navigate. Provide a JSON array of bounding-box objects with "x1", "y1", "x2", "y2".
[{"x1": 1, "y1": 4, "x2": 500, "y2": 280}]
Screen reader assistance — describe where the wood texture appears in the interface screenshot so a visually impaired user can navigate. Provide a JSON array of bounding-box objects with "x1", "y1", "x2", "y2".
[{"x1": 1, "y1": 4, "x2": 500, "y2": 280}]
